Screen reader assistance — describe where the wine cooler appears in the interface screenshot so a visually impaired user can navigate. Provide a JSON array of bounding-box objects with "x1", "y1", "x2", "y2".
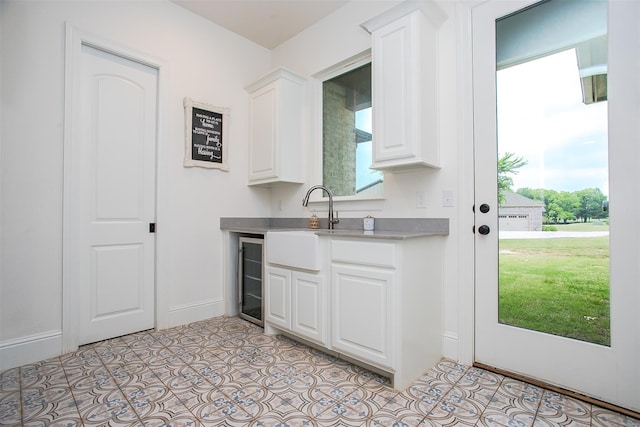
[{"x1": 238, "y1": 236, "x2": 264, "y2": 326}]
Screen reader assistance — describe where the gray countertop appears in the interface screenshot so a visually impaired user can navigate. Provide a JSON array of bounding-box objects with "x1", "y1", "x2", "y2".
[{"x1": 220, "y1": 217, "x2": 449, "y2": 240}]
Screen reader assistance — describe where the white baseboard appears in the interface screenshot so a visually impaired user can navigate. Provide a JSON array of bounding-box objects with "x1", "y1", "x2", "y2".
[
  {"x1": 0, "y1": 300, "x2": 226, "y2": 370},
  {"x1": 167, "y1": 298, "x2": 225, "y2": 328},
  {"x1": 442, "y1": 331, "x2": 459, "y2": 361},
  {"x1": 0, "y1": 330, "x2": 62, "y2": 371}
]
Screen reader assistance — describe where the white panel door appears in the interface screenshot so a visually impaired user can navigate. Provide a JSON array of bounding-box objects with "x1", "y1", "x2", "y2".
[
  {"x1": 265, "y1": 266, "x2": 291, "y2": 330},
  {"x1": 291, "y1": 271, "x2": 326, "y2": 345},
  {"x1": 473, "y1": 0, "x2": 640, "y2": 411},
  {"x1": 75, "y1": 44, "x2": 157, "y2": 344},
  {"x1": 331, "y1": 265, "x2": 394, "y2": 369}
]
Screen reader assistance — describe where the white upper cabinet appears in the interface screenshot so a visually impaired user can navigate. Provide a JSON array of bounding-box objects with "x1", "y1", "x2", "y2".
[
  {"x1": 362, "y1": 1, "x2": 447, "y2": 171},
  {"x1": 245, "y1": 68, "x2": 306, "y2": 186}
]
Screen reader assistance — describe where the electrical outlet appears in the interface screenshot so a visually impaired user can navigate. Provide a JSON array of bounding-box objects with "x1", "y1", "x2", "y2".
[{"x1": 416, "y1": 191, "x2": 427, "y2": 209}]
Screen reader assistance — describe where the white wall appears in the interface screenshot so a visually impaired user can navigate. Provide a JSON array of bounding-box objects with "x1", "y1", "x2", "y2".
[
  {"x1": 0, "y1": 0, "x2": 471, "y2": 369},
  {"x1": 269, "y1": 0, "x2": 466, "y2": 361},
  {"x1": 0, "y1": 0, "x2": 272, "y2": 368}
]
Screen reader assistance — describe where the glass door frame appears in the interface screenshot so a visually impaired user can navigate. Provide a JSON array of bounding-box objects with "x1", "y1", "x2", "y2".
[
  {"x1": 470, "y1": 0, "x2": 640, "y2": 412},
  {"x1": 238, "y1": 236, "x2": 265, "y2": 327}
]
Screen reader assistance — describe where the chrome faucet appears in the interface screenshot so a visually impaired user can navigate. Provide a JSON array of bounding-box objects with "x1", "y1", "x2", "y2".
[{"x1": 302, "y1": 185, "x2": 339, "y2": 230}]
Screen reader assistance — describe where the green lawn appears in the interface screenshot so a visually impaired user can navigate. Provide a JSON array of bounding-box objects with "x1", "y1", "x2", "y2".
[
  {"x1": 499, "y1": 236, "x2": 610, "y2": 346},
  {"x1": 552, "y1": 222, "x2": 609, "y2": 232}
]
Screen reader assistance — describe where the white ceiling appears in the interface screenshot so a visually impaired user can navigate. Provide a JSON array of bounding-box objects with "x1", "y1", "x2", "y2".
[{"x1": 171, "y1": 0, "x2": 349, "y2": 49}]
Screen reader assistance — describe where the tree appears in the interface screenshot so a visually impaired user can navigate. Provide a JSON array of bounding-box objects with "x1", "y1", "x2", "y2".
[
  {"x1": 555, "y1": 191, "x2": 580, "y2": 223},
  {"x1": 498, "y1": 152, "x2": 527, "y2": 205},
  {"x1": 517, "y1": 187, "x2": 608, "y2": 224},
  {"x1": 540, "y1": 189, "x2": 560, "y2": 223},
  {"x1": 545, "y1": 201, "x2": 561, "y2": 224},
  {"x1": 517, "y1": 187, "x2": 545, "y2": 203},
  {"x1": 577, "y1": 188, "x2": 608, "y2": 222}
]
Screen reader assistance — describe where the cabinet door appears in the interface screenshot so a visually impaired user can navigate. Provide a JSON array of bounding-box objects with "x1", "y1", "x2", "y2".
[
  {"x1": 331, "y1": 264, "x2": 395, "y2": 369},
  {"x1": 265, "y1": 266, "x2": 290, "y2": 330},
  {"x1": 249, "y1": 83, "x2": 278, "y2": 182},
  {"x1": 291, "y1": 271, "x2": 326, "y2": 345},
  {"x1": 246, "y1": 68, "x2": 305, "y2": 186},
  {"x1": 371, "y1": 12, "x2": 418, "y2": 164},
  {"x1": 369, "y1": 8, "x2": 441, "y2": 169}
]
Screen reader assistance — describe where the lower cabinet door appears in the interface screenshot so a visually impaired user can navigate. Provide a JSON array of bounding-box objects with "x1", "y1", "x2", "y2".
[
  {"x1": 265, "y1": 266, "x2": 291, "y2": 330},
  {"x1": 331, "y1": 264, "x2": 395, "y2": 369},
  {"x1": 291, "y1": 271, "x2": 326, "y2": 345}
]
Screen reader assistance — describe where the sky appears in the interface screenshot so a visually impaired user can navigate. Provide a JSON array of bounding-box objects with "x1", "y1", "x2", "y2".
[{"x1": 497, "y1": 49, "x2": 609, "y2": 196}]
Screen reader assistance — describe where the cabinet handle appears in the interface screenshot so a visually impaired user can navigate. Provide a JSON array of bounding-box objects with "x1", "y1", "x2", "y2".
[{"x1": 238, "y1": 247, "x2": 243, "y2": 305}]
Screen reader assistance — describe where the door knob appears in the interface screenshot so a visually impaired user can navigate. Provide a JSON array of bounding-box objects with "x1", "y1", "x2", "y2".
[
  {"x1": 478, "y1": 225, "x2": 490, "y2": 235},
  {"x1": 479, "y1": 204, "x2": 490, "y2": 213}
]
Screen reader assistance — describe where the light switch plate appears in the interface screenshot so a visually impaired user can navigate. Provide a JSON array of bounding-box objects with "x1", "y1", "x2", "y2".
[
  {"x1": 442, "y1": 190, "x2": 455, "y2": 207},
  {"x1": 416, "y1": 191, "x2": 427, "y2": 209}
]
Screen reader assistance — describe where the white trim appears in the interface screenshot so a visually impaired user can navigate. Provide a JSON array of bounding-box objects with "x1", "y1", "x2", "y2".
[
  {"x1": 307, "y1": 50, "x2": 386, "y2": 209},
  {"x1": 442, "y1": 331, "x2": 459, "y2": 360},
  {"x1": 0, "y1": 331, "x2": 62, "y2": 370},
  {"x1": 311, "y1": 50, "x2": 371, "y2": 82},
  {"x1": 310, "y1": 51, "x2": 371, "y2": 197},
  {"x1": 305, "y1": 197, "x2": 386, "y2": 212},
  {"x1": 360, "y1": 0, "x2": 447, "y2": 34},
  {"x1": 455, "y1": 1, "x2": 482, "y2": 367},
  {"x1": 62, "y1": 24, "x2": 79, "y2": 354},
  {"x1": 222, "y1": 231, "x2": 241, "y2": 318},
  {"x1": 155, "y1": 46, "x2": 171, "y2": 332},
  {"x1": 168, "y1": 299, "x2": 225, "y2": 328},
  {"x1": 62, "y1": 23, "x2": 169, "y2": 352}
]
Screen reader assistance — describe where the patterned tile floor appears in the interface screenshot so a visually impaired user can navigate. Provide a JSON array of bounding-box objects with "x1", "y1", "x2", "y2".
[{"x1": 1, "y1": 316, "x2": 639, "y2": 427}]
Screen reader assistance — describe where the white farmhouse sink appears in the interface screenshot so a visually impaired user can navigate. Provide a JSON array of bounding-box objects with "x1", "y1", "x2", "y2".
[{"x1": 266, "y1": 230, "x2": 320, "y2": 271}]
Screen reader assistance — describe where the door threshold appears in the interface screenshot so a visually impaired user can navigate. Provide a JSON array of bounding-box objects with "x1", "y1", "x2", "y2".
[{"x1": 474, "y1": 362, "x2": 640, "y2": 420}]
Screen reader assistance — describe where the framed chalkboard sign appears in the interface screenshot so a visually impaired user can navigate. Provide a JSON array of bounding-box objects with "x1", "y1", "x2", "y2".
[{"x1": 183, "y1": 97, "x2": 229, "y2": 170}]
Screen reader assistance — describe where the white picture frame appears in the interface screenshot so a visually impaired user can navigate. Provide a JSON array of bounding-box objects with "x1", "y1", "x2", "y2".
[{"x1": 183, "y1": 97, "x2": 229, "y2": 170}]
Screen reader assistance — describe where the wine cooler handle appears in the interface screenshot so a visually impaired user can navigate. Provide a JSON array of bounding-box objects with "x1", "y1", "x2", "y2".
[{"x1": 237, "y1": 246, "x2": 243, "y2": 305}]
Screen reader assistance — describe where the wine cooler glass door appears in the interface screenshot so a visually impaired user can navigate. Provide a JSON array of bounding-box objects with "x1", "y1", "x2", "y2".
[{"x1": 239, "y1": 237, "x2": 264, "y2": 326}]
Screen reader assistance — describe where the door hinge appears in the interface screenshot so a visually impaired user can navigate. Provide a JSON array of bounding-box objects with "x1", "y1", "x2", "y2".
[{"x1": 149, "y1": 223, "x2": 156, "y2": 233}]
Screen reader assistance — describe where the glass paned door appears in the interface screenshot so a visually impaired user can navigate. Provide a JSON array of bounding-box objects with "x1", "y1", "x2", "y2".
[
  {"x1": 239, "y1": 237, "x2": 264, "y2": 326},
  {"x1": 496, "y1": 32, "x2": 610, "y2": 346},
  {"x1": 473, "y1": 0, "x2": 640, "y2": 411}
]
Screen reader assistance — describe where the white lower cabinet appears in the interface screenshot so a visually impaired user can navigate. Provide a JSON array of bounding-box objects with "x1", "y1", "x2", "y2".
[
  {"x1": 331, "y1": 264, "x2": 394, "y2": 370},
  {"x1": 330, "y1": 237, "x2": 443, "y2": 389},
  {"x1": 264, "y1": 266, "x2": 291, "y2": 331},
  {"x1": 265, "y1": 265, "x2": 327, "y2": 346},
  {"x1": 264, "y1": 235, "x2": 443, "y2": 390},
  {"x1": 291, "y1": 270, "x2": 326, "y2": 345}
]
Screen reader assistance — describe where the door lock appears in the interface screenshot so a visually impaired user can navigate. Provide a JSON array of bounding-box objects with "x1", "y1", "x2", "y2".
[{"x1": 478, "y1": 225, "x2": 490, "y2": 235}]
